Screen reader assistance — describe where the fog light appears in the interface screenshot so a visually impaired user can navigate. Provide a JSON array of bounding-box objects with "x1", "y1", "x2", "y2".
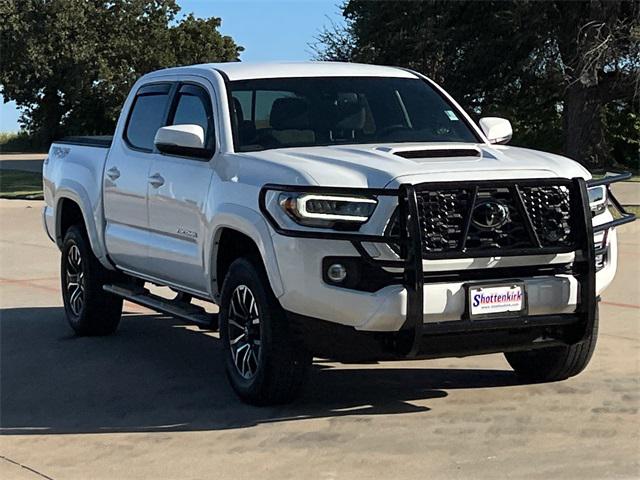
[{"x1": 327, "y1": 263, "x2": 347, "y2": 283}]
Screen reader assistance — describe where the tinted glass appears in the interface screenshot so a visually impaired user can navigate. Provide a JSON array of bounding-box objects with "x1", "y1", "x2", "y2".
[
  {"x1": 126, "y1": 88, "x2": 171, "y2": 151},
  {"x1": 232, "y1": 90, "x2": 252, "y2": 121},
  {"x1": 173, "y1": 95, "x2": 208, "y2": 128},
  {"x1": 253, "y1": 91, "x2": 296, "y2": 128},
  {"x1": 229, "y1": 77, "x2": 479, "y2": 152},
  {"x1": 169, "y1": 85, "x2": 214, "y2": 152}
]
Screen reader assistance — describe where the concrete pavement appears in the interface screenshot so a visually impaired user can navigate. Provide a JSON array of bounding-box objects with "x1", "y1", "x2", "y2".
[
  {"x1": 612, "y1": 181, "x2": 640, "y2": 206},
  {"x1": 0, "y1": 199, "x2": 639, "y2": 479}
]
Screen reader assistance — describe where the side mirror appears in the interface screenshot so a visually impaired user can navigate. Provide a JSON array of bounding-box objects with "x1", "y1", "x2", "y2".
[
  {"x1": 479, "y1": 117, "x2": 512, "y2": 145},
  {"x1": 154, "y1": 124, "x2": 212, "y2": 158}
]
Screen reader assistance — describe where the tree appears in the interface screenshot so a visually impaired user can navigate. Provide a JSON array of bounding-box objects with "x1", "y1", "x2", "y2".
[
  {"x1": 313, "y1": 1, "x2": 639, "y2": 170},
  {"x1": 0, "y1": 0, "x2": 243, "y2": 145}
]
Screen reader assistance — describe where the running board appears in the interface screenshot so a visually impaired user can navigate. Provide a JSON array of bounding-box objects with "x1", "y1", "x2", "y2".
[{"x1": 104, "y1": 284, "x2": 218, "y2": 330}]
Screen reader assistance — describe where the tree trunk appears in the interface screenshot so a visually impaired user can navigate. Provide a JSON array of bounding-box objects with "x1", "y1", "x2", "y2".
[
  {"x1": 563, "y1": 82, "x2": 607, "y2": 170},
  {"x1": 37, "y1": 87, "x2": 65, "y2": 148}
]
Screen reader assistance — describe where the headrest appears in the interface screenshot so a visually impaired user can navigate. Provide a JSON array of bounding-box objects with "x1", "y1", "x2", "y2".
[
  {"x1": 270, "y1": 98, "x2": 311, "y2": 130},
  {"x1": 334, "y1": 93, "x2": 366, "y2": 131},
  {"x1": 232, "y1": 97, "x2": 244, "y2": 123}
]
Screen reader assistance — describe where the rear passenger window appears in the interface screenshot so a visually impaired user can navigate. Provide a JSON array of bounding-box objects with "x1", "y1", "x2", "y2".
[
  {"x1": 169, "y1": 84, "x2": 215, "y2": 151},
  {"x1": 125, "y1": 84, "x2": 171, "y2": 151}
]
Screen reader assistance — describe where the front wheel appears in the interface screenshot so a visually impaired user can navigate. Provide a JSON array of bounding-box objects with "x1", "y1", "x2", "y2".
[
  {"x1": 505, "y1": 307, "x2": 599, "y2": 382},
  {"x1": 61, "y1": 225, "x2": 123, "y2": 336},
  {"x1": 219, "y1": 257, "x2": 311, "y2": 405}
]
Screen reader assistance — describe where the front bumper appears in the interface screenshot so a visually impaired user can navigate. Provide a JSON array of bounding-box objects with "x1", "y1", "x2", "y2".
[
  {"x1": 260, "y1": 174, "x2": 635, "y2": 358},
  {"x1": 272, "y1": 236, "x2": 586, "y2": 330}
]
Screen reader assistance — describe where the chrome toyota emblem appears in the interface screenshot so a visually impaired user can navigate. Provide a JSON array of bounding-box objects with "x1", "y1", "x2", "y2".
[{"x1": 471, "y1": 200, "x2": 509, "y2": 230}]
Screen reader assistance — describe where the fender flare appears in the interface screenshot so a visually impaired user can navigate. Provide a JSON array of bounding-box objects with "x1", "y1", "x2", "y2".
[
  {"x1": 207, "y1": 204, "x2": 284, "y2": 300},
  {"x1": 55, "y1": 180, "x2": 113, "y2": 270}
]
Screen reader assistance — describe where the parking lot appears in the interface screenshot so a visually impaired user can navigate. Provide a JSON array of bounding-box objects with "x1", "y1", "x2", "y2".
[{"x1": 1, "y1": 198, "x2": 638, "y2": 479}]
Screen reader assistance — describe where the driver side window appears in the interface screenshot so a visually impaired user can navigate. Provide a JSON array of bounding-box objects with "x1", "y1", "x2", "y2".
[{"x1": 168, "y1": 84, "x2": 215, "y2": 152}]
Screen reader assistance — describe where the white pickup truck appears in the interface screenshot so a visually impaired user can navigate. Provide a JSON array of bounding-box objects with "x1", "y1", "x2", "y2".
[{"x1": 43, "y1": 62, "x2": 635, "y2": 405}]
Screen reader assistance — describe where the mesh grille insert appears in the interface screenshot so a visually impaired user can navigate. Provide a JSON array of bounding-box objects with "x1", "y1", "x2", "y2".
[
  {"x1": 519, "y1": 186, "x2": 573, "y2": 246},
  {"x1": 385, "y1": 182, "x2": 577, "y2": 258}
]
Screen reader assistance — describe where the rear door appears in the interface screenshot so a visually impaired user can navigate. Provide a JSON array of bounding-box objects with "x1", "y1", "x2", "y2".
[
  {"x1": 144, "y1": 80, "x2": 216, "y2": 293},
  {"x1": 103, "y1": 82, "x2": 172, "y2": 274}
]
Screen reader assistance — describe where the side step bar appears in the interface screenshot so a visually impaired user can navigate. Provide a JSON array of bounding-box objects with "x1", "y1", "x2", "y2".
[{"x1": 104, "y1": 284, "x2": 218, "y2": 330}]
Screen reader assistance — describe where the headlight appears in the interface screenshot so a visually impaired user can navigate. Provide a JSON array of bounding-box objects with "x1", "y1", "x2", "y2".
[
  {"x1": 279, "y1": 193, "x2": 377, "y2": 228},
  {"x1": 588, "y1": 185, "x2": 607, "y2": 216}
]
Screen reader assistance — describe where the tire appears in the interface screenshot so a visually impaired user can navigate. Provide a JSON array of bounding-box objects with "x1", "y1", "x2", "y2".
[
  {"x1": 219, "y1": 257, "x2": 311, "y2": 405},
  {"x1": 61, "y1": 225, "x2": 123, "y2": 336},
  {"x1": 505, "y1": 307, "x2": 599, "y2": 382}
]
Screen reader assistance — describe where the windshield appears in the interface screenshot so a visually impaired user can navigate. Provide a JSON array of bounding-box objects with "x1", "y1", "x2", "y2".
[{"x1": 228, "y1": 77, "x2": 480, "y2": 152}]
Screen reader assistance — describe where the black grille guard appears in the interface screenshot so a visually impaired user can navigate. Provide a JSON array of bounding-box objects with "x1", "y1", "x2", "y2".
[{"x1": 258, "y1": 173, "x2": 636, "y2": 357}]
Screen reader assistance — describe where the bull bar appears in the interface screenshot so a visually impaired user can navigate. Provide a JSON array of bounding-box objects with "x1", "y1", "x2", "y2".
[{"x1": 258, "y1": 173, "x2": 636, "y2": 358}]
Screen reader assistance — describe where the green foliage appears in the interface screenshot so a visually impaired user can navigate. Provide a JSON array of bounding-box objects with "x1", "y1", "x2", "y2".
[
  {"x1": 605, "y1": 100, "x2": 640, "y2": 172},
  {"x1": 0, "y1": 0, "x2": 243, "y2": 145},
  {"x1": 0, "y1": 131, "x2": 45, "y2": 152},
  {"x1": 314, "y1": 1, "x2": 639, "y2": 170}
]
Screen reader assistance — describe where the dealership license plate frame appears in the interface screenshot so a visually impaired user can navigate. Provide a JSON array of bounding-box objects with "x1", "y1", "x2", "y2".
[{"x1": 465, "y1": 281, "x2": 529, "y2": 320}]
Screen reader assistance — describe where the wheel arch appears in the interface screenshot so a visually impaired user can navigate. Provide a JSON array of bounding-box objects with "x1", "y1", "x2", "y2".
[
  {"x1": 54, "y1": 186, "x2": 112, "y2": 270},
  {"x1": 209, "y1": 206, "x2": 284, "y2": 301},
  {"x1": 57, "y1": 198, "x2": 84, "y2": 242}
]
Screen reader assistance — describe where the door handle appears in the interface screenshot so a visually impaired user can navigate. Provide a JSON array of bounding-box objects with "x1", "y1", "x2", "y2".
[
  {"x1": 106, "y1": 167, "x2": 120, "y2": 181},
  {"x1": 148, "y1": 173, "x2": 165, "y2": 188}
]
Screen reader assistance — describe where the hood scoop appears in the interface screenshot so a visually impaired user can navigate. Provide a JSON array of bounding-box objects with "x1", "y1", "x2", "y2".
[
  {"x1": 393, "y1": 148, "x2": 481, "y2": 159},
  {"x1": 375, "y1": 144, "x2": 482, "y2": 161}
]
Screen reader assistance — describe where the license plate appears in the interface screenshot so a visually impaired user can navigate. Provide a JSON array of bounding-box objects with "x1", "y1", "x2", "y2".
[{"x1": 468, "y1": 282, "x2": 526, "y2": 319}]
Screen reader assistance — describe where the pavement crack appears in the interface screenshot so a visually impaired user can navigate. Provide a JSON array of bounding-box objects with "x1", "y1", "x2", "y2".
[{"x1": 0, "y1": 454, "x2": 56, "y2": 480}]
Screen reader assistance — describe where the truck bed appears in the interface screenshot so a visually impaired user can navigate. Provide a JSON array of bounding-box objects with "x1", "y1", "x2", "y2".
[
  {"x1": 56, "y1": 135, "x2": 113, "y2": 148},
  {"x1": 43, "y1": 138, "x2": 113, "y2": 264}
]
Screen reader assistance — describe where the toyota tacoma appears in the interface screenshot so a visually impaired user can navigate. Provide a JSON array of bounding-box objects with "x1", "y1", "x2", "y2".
[{"x1": 42, "y1": 62, "x2": 636, "y2": 405}]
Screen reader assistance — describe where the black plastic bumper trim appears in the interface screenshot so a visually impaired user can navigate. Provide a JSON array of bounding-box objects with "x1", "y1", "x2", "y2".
[
  {"x1": 420, "y1": 313, "x2": 580, "y2": 335},
  {"x1": 286, "y1": 310, "x2": 582, "y2": 362}
]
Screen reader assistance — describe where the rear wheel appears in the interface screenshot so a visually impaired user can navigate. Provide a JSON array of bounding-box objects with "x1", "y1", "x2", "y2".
[
  {"x1": 61, "y1": 225, "x2": 123, "y2": 336},
  {"x1": 505, "y1": 307, "x2": 599, "y2": 382},
  {"x1": 219, "y1": 257, "x2": 311, "y2": 405}
]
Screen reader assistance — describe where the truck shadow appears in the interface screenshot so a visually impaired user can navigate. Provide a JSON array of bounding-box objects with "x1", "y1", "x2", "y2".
[{"x1": 0, "y1": 307, "x2": 519, "y2": 435}]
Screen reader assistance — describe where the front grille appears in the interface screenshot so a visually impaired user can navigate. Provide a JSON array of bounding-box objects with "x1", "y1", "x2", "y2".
[
  {"x1": 386, "y1": 181, "x2": 578, "y2": 259},
  {"x1": 519, "y1": 186, "x2": 573, "y2": 246}
]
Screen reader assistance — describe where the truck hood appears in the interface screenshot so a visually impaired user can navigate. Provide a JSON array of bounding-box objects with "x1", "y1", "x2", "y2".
[{"x1": 243, "y1": 142, "x2": 591, "y2": 188}]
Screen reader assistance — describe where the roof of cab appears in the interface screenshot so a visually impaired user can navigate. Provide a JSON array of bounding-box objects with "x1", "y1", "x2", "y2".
[{"x1": 150, "y1": 61, "x2": 418, "y2": 81}]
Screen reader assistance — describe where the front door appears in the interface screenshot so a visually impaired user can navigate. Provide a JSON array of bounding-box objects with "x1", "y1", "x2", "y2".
[
  {"x1": 103, "y1": 82, "x2": 173, "y2": 275},
  {"x1": 145, "y1": 81, "x2": 216, "y2": 293}
]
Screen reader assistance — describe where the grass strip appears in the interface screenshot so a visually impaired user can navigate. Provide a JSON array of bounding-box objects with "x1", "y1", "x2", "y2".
[{"x1": 0, "y1": 170, "x2": 44, "y2": 199}]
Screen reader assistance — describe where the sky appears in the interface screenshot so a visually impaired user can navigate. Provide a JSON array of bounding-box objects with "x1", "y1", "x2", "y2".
[{"x1": 0, "y1": 0, "x2": 343, "y2": 132}]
